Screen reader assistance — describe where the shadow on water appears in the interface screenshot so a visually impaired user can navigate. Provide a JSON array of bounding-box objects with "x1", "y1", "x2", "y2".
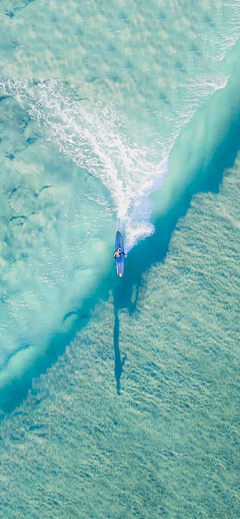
[
  {"x1": 113, "y1": 284, "x2": 127, "y2": 395},
  {"x1": 1, "y1": 76, "x2": 240, "y2": 414}
]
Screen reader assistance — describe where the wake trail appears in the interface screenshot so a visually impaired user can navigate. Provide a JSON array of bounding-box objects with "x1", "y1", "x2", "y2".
[{"x1": 0, "y1": 79, "x2": 168, "y2": 251}]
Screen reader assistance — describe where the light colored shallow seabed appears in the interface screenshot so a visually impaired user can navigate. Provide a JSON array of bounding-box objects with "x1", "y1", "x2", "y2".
[
  {"x1": 0, "y1": 155, "x2": 240, "y2": 518},
  {"x1": 0, "y1": 0, "x2": 240, "y2": 517},
  {"x1": 0, "y1": 0, "x2": 240, "y2": 403}
]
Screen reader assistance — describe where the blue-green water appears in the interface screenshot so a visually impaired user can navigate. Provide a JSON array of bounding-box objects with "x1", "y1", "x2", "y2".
[{"x1": 0, "y1": 1, "x2": 240, "y2": 517}]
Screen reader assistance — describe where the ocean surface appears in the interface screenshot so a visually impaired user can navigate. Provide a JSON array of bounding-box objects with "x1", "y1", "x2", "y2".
[{"x1": 0, "y1": 1, "x2": 240, "y2": 517}]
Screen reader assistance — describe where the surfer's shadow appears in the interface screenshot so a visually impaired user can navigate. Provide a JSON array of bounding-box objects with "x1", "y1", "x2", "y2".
[
  {"x1": 112, "y1": 278, "x2": 142, "y2": 394},
  {"x1": 113, "y1": 285, "x2": 132, "y2": 395}
]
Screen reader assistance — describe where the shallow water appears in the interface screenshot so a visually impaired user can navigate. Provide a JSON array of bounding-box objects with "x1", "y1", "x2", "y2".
[
  {"x1": 1, "y1": 156, "x2": 240, "y2": 518},
  {"x1": 0, "y1": 1, "x2": 240, "y2": 517}
]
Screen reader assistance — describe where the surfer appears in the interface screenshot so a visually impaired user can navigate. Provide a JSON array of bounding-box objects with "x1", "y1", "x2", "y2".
[
  {"x1": 114, "y1": 231, "x2": 127, "y2": 277},
  {"x1": 113, "y1": 247, "x2": 126, "y2": 259}
]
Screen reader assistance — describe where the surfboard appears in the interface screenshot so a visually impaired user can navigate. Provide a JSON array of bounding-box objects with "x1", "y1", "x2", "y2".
[{"x1": 115, "y1": 231, "x2": 125, "y2": 277}]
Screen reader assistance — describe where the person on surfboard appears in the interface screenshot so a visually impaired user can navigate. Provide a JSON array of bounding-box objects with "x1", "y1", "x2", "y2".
[
  {"x1": 114, "y1": 231, "x2": 127, "y2": 277},
  {"x1": 113, "y1": 247, "x2": 127, "y2": 259}
]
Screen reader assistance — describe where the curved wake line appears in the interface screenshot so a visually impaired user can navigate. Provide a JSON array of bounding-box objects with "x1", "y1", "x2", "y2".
[
  {"x1": 0, "y1": 79, "x2": 168, "y2": 250},
  {"x1": 0, "y1": 73, "x2": 229, "y2": 253}
]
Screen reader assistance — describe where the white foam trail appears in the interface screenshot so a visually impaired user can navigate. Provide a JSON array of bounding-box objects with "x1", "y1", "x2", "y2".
[
  {"x1": 0, "y1": 79, "x2": 168, "y2": 250},
  {"x1": 119, "y1": 157, "x2": 168, "y2": 251}
]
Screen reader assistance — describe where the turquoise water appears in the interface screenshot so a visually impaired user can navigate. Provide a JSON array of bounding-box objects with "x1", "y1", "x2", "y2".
[{"x1": 0, "y1": 1, "x2": 240, "y2": 517}]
